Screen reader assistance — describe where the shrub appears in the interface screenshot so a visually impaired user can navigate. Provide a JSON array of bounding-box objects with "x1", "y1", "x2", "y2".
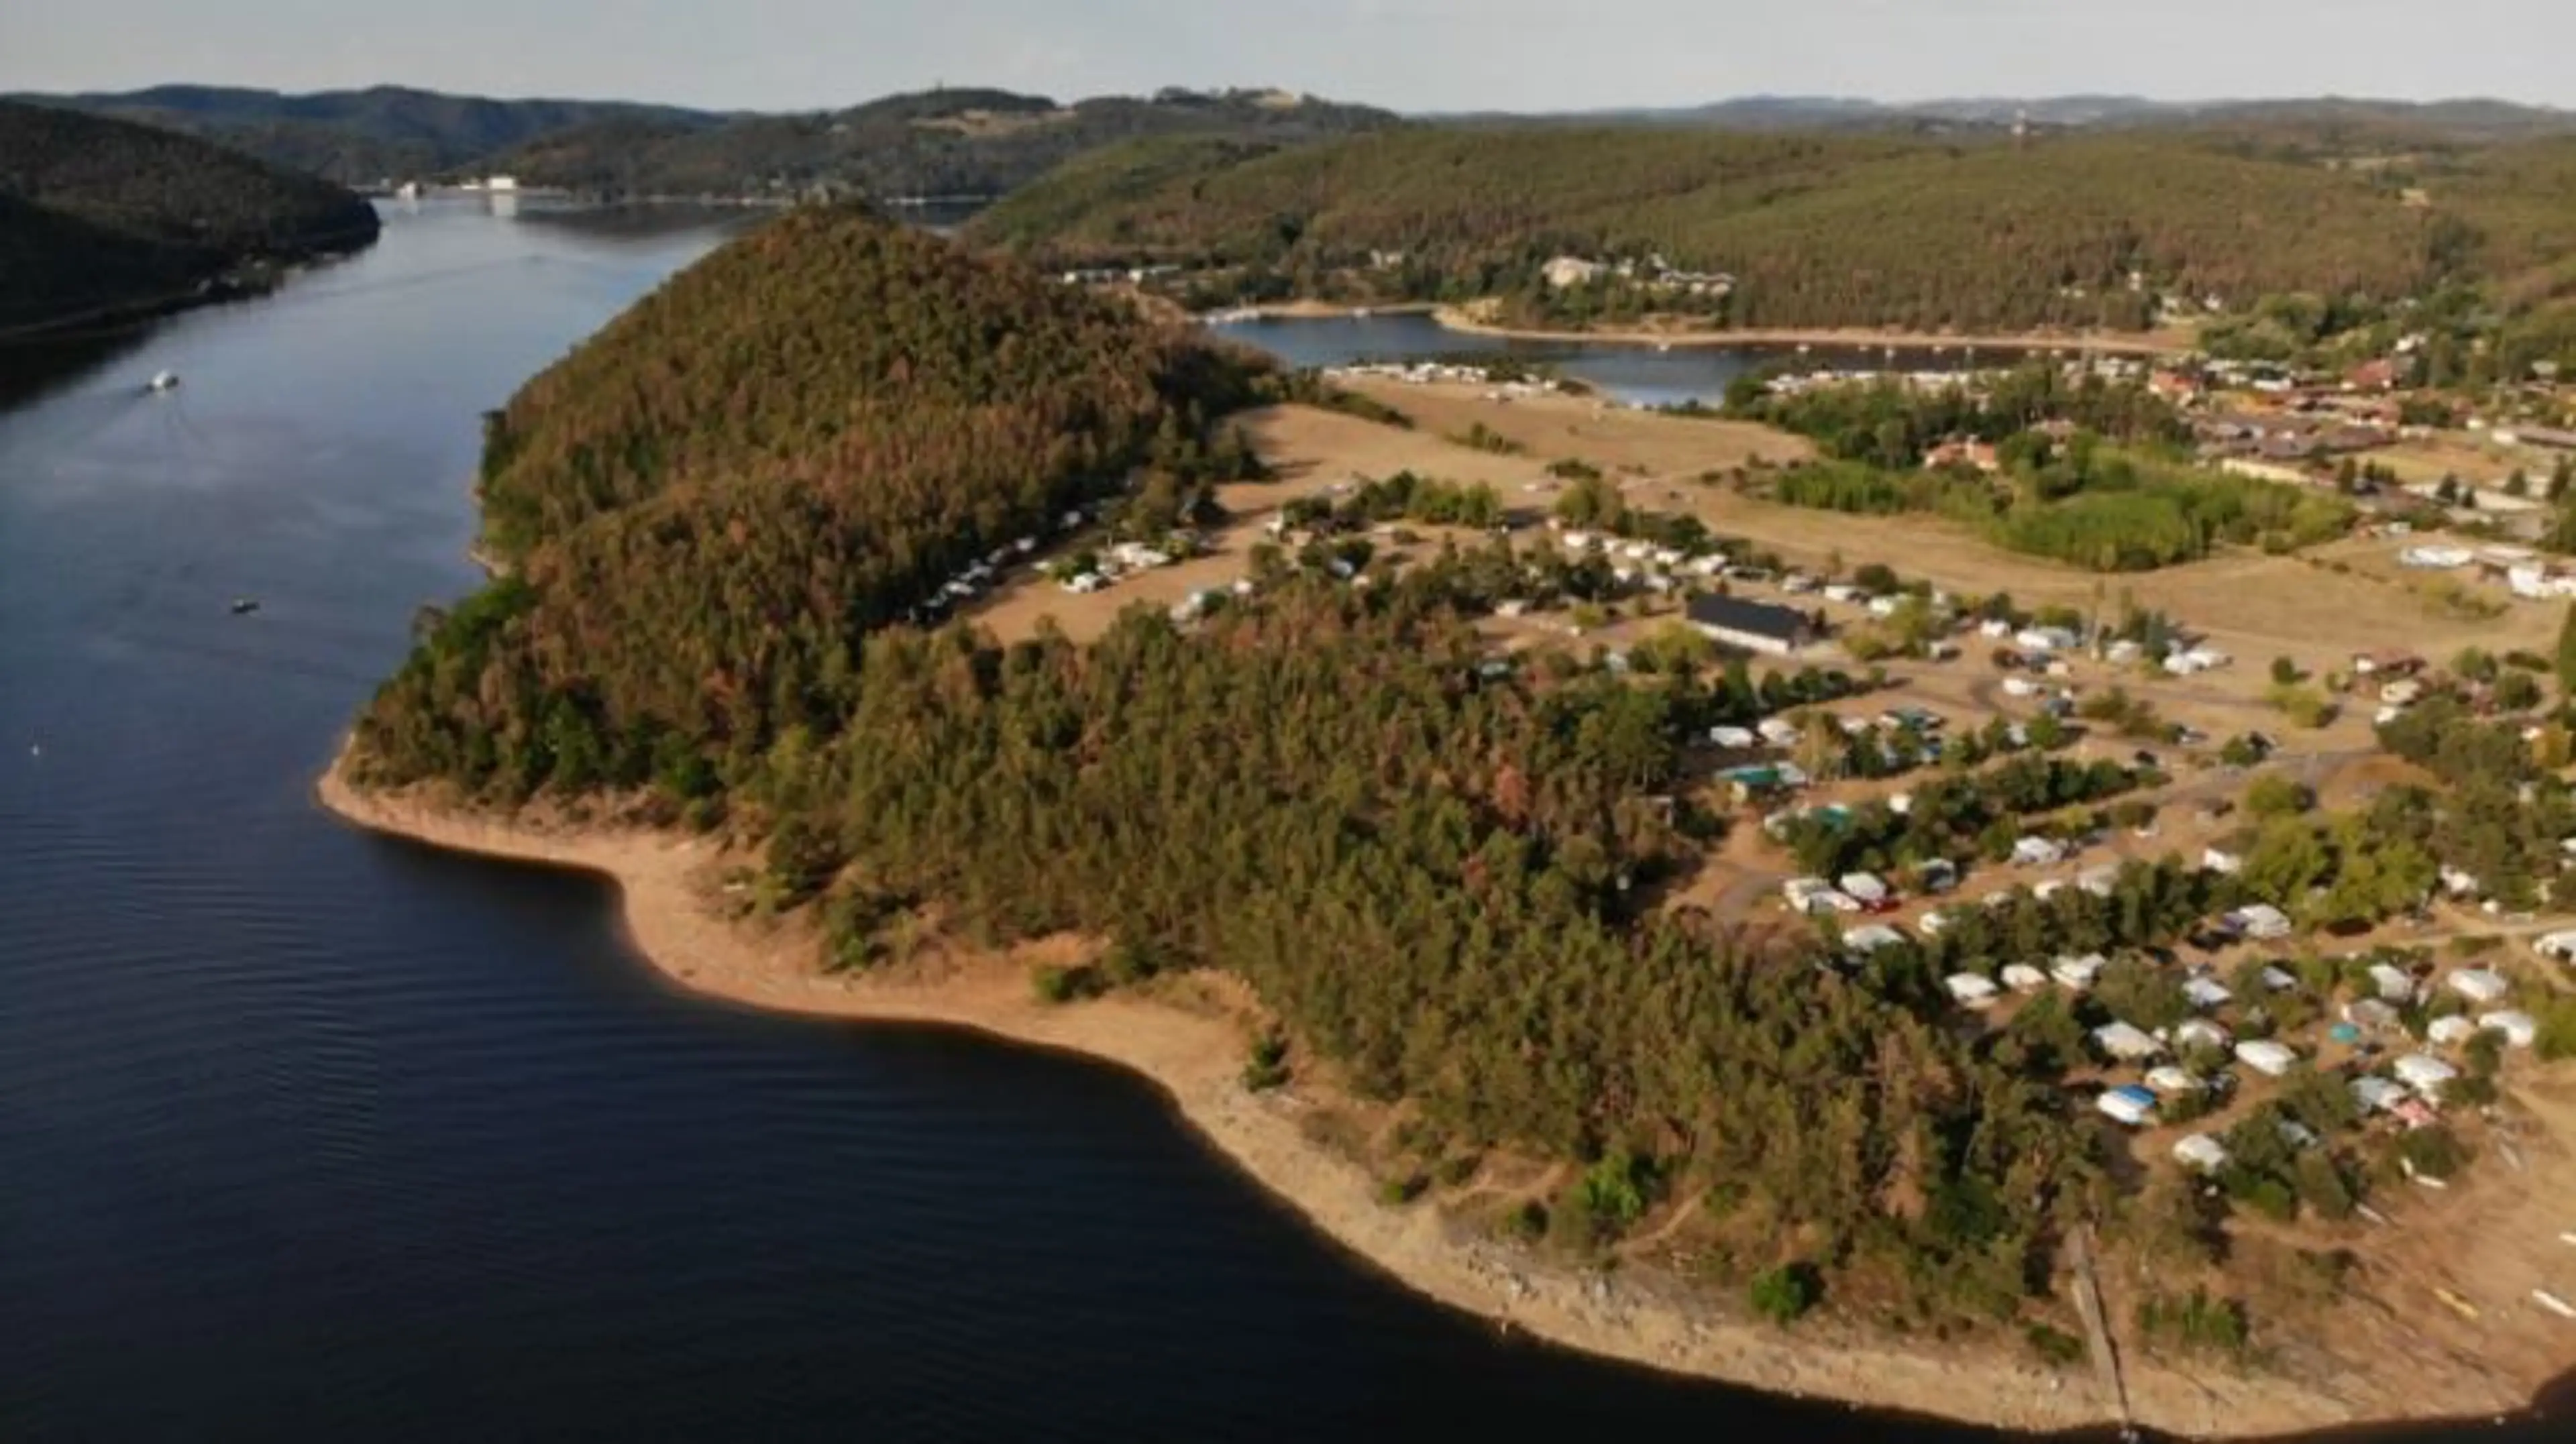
[
  {"x1": 1750, "y1": 1262, "x2": 1822, "y2": 1325},
  {"x1": 2137, "y1": 1288, "x2": 2250, "y2": 1358},
  {"x1": 2024, "y1": 1322, "x2": 2086, "y2": 1367},
  {"x1": 1242, "y1": 1032, "x2": 1291, "y2": 1091},
  {"x1": 1031, "y1": 964, "x2": 1104, "y2": 1004}
]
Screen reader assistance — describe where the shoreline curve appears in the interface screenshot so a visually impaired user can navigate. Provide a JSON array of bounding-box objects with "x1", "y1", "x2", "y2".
[{"x1": 315, "y1": 742, "x2": 2535, "y2": 1440}]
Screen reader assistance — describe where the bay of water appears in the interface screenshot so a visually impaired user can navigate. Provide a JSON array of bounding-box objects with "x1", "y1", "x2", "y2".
[
  {"x1": 0, "y1": 200, "x2": 2557, "y2": 1441},
  {"x1": 1205, "y1": 312, "x2": 1998, "y2": 407}
]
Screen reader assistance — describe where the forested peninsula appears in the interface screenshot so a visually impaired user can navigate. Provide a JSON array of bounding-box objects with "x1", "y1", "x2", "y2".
[
  {"x1": 324, "y1": 206, "x2": 2573, "y2": 1436},
  {"x1": 0, "y1": 100, "x2": 380, "y2": 332}
]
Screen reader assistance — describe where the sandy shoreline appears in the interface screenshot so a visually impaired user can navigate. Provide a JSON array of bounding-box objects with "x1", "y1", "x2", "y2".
[{"x1": 316, "y1": 744, "x2": 2542, "y2": 1439}]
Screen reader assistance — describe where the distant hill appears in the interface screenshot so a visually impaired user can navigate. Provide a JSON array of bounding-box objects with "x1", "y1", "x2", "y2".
[
  {"x1": 481, "y1": 87, "x2": 1401, "y2": 201},
  {"x1": 967, "y1": 124, "x2": 2576, "y2": 333},
  {"x1": 0, "y1": 99, "x2": 380, "y2": 331},
  {"x1": 13, "y1": 82, "x2": 1397, "y2": 202},
  {"x1": 11, "y1": 84, "x2": 723, "y2": 185},
  {"x1": 1516, "y1": 93, "x2": 2576, "y2": 145}
]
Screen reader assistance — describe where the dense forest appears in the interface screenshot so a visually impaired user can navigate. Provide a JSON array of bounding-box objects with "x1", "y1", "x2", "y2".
[
  {"x1": 10, "y1": 85, "x2": 719, "y2": 186},
  {"x1": 0, "y1": 100, "x2": 380, "y2": 329},
  {"x1": 357, "y1": 205, "x2": 1271, "y2": 792},
  {"x1": 19, "y1": 82, "x2": 1395, "y2": 201},
  {"x1": 484, "y1": 87, "x2": 1397, "y2": 202},
  {"x1": 967, "y1": 125, "x2": 2576, "y2": 333}
]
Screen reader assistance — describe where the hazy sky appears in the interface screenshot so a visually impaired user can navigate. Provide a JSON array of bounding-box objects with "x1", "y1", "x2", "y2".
[{"x1": 11, "y1": 1, "x2": 2575, "y2": 113}]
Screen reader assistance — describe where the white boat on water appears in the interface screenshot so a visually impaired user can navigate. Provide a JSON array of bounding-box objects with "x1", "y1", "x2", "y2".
[{"x1": 147, "y1": 371, "x2": 179, "y2": 393}]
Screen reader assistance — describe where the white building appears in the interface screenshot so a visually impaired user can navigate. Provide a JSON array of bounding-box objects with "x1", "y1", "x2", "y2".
[
  {"x1": 2393, "y1": 1052, "x2": 2460, "y2": 1099},
  {"x1": 2480, "y1": 1010, "x2": 2538, "y2": 1048},
  {"x1": 2097, "y1": 1086, "x2": 2158, "y2": 1127},
  {"x1": 1945, "y1": 973, "x2": 2000, "y2": 1009},
  {"x1": 2094, "y1": 1021, "x2": 2164, "y2": 1063},
  {"x1": 2235, "y1": 1040, "x2": 2298, "y2": 1077},
  {"x1": 2173, "y1": 1134, "x2": 2231, "y2": 1173},
  {"x1": 2447, "y1": 968, "x2": 2512, "y2": 1006},
  {"x1": 2013, "y1": 836, "x2": 2068, "y2": 867}
]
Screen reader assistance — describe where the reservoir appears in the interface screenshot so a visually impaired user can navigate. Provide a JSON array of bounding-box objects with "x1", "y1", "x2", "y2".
[
  {"x1": 1206, "y1": 311, "x2": 1994, "y2": 407},
  {"x1": 0, "y1": 200, "x2": 2559, "y2": 1441}
]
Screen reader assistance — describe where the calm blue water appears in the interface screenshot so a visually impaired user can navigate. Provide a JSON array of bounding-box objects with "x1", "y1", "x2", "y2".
[
  {"x1": 0, "y1": 201, "x2": 2559, "y2": 1443},
  {"x1": 1205, "y1": 313, "x2": 1996, "y2": 407}
]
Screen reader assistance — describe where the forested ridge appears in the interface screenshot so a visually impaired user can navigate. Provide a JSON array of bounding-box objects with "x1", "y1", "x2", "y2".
[
  {"x1": 11, "y1": 85, "x2": 720, "y2": 187},
  {"x1": 0, "y1": 99, "x2": 380, "y2": 329},
  {"x1": 359, "y1": 206, "x2": 1271, "y2": 792},
  {"x1": 967, "y1": 125, "x2": 2576, "y2": 332},
  {"x1": 485, "y1": 87, "x2": 1396, "y2": 202}
]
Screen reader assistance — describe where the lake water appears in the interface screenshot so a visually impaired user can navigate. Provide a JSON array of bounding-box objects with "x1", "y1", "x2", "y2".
[
  {"x1": 1205, "y1": 312, "x2": 1996, "y2": 408},
  {"x1": 0, "y1": 200, "x2": 2558, "y2": 1442}
]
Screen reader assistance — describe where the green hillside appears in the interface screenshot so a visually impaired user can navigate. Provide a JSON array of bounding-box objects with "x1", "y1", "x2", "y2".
[
  {"x1": 484, "y1": 87, "x2": 1397, "y2": 201},
  {"x1": 967, "y1": 125, "x2": 2576, "y2": 332}
]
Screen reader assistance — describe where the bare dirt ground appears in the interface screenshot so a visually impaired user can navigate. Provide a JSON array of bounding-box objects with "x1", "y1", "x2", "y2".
[{"x1": 965, "y1": 390, "x2": 1808, "y2": 647}]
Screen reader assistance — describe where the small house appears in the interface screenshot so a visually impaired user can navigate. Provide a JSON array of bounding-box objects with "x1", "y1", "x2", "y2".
[
  {"x1": 2427, "y1": 1016, "x2": 2479, "y2": 1048},
  {"x1": 2173, "y1": 1134, "x2": 2231, "y2": 1173},
  {"x1": 1945, "y1": 973, "x2": 2000, "y2": 1009},
  {"x1": 2014, "y1": 836, "x2": 2068, "y2": 867},
  {"x1": 2202, "y1": 848, "x2": 2244, "y2": 876},
  {"x1": 1843, "y1": 924, "x2": 1908, "y2": 954},
  {"x1": 1709, "y1": 725, "x2": 1760, "y2": 749},
  {"x1": 2343, "y1": 998, "x2": 2401, "y2": 1031},
  {"x1": 1839, "y1": 873, "x2": 1892, "y2": 907},
  {"x1": 2351, "y1": 1076, "x2": 2410, "y2": 1113},
  {"x1": 2094, "y1": 1021, "x2": 2165, "y2": 1063},
  {"x1": 2235, "y1": 1040, "x2": 2298, "y2": 1077},
  {"x1": 2184, "y1": 977, "x2": 2234, "y2": 1011},
  {"x1": 2369, "y1": 963, "x2": 2417, "y2": 1003},
  {"x1": 2261, "y1": 965, "x2": 2300, "y2": 993},
  {"x1": 1917, "y1": 858, "x2": 1960, "y2": 894},
  {"x1": 2053, "y1": 954, "x2": 2108, "y2": 991},
  {"x1": 2002, "y1": 963, "x2": 2051, "y2": 993},
  {"x1": 2146, "y1": 1065, "x2": 2205, "y2": 1095},
  {"x1": 2016, "y1": 626, "x2": 2078, "y2": 653},
  {"x1": 1684, "y1": 595, "x2": 1821, "y2": 657},
  {"x1": 2393, "y1": 1052, "x2": 2459, "y2": 1099},
  {"x1": 2232, "y1": 904, "x2": 2294, "y2": 941},
  {"x1": 2097, "y1": 1085, "x2": 2158, "y2": 1127},
  {"x1": 2176, "y1": 1018, "x2": 2233, "y2": 1053},
  {"x1": 2535, "y1": 930, "x2": 2576, "y2": 964},
  {"x1": 2078, "y1": 865, "x2": 2121, "y2": 899},
  {"x1": 2447, "y1": 968, "x2": 2511, "y2": 1006},
  {"x1": 2479, "y1": 1009, "x2": 2538, "y2": 1048}
]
